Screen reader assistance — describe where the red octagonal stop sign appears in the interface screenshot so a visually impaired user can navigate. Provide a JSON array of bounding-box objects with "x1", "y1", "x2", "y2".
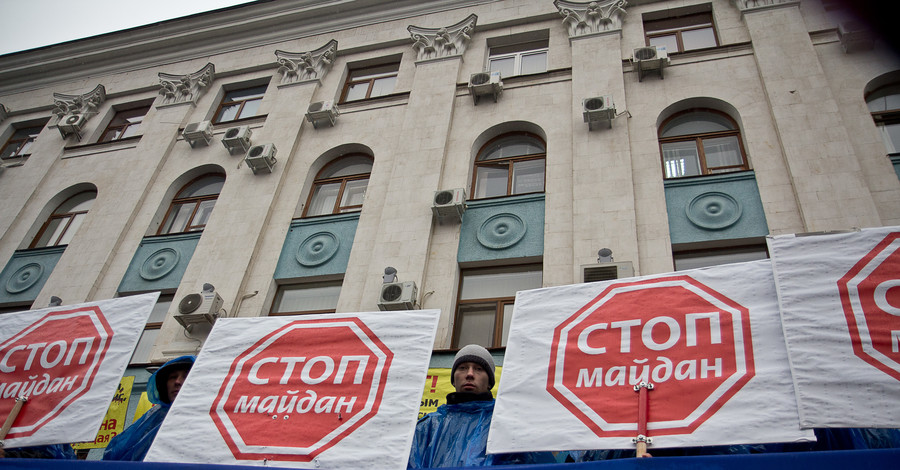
[
  {"x1": 211, "y1": 317, "x2": 393, "y2": 462},
  {"x1": 547, "y1": 276, "x2": 754, "y2": 437},
  {"x1": 838, "y1": 232, "x2": 900, "y2": 381},
  {"x1": 0, "y1": 307, "x2": 113, "y2": 439}
]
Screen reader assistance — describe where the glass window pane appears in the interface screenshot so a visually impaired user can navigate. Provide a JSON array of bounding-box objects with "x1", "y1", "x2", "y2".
[
  {"x1": 121, "y1": 124, "x2": 140, "y2": 139},
  {"x1": 674, "y1": 245, "x2": 768, "y2": 271},
  {"x1": 308, "y1": 182, "x2": 341, "y2": 216},
  {"x1": 702, "y1": 136, "x2": 743, "y2": 169},
  {"x1": 130, "y1": 328, "x2": 159, "y2": 364},
  {"x1": 460, "y1": 269, "x2": 542, "y2": 300},
  {"x1": 162, "y1": 203, "x2": 194, "y2": 234},
  {"x1": 35, "y1": 218, "x2": 64, "y2": 247},
  {"x1": 649, "y1": 34, "x2": 679, "y2": 53},
  {"x1": 57, "y1": 192, "x2": 95, "y2": 213},
  {"x1": 193, "y1": 200, "x2": 217, "y2": 228},
  {"x1": 237, "y1": 98, "x2": 262, "y2": 119},
  {"x1": 344, "y1": 82, "x2": 370, "y2": 102},
  {"x1": 682, "y1": 27, "x2": 717, "y2": 51},
  {"x1": 320, "y1": 156, "x2": 373, "y2": 178},
  {"x1": 225, "y1": 86, "x2": 267, "y2": 100},
  {"x1": 880, "y1": 122, "x2": 900, "y2": 154},
  {"x1": 340, "y1": 179, "x2": 368, "y2": 209},
  {"x1": 215, "y1": 104, "x2": 239, "y2": 123},
  {"x1": 661, "y1": 112, "x2": 734, "y2": 137},
  {"x1": 512, "y1": 159, "x2": 545, "y2": 194},
  {"x1": 480, "y1": 135, "x2": 545, "y2": 161},
  {"x1": 520, "y1": 51, "x2": 547, "y2": 75},
  {"x1": 662, "y1": 141, "x2": 702, "y2": 178},
  {"x1": 489, "y1": 57, "x2": 515, "y2": 78},
  {"x1": 475, "y1": 166, "x2": 509, "y2": 198},
  {"x1": 370, "y1": 76, "x2": 397, "y2": 98},
  {"x1": 56, "y1": 213, "x2": 85, "y2": 246},
  {"x1": 274, "y1": 284, "x2": 341, "y2": 313},
  {"x1": 500, "y1": 303, "x2": 515, "y2": 347},
  {"x1": 179, "y1": 176, "x2": 224, "y2": 198},
  {"x1": 456, "y1": 304, "x2": 496, "y2": 348},
  {"x1": 148, "y1": 298, "x2": 172, "y2": 324}
]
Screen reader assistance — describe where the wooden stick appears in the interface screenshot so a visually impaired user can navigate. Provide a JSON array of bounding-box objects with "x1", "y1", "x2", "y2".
[{"x1": 0, "y1": 396, "x2": 28, "y2": 445}]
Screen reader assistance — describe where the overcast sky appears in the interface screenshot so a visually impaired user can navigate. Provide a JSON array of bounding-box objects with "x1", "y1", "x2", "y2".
[{"x1": 0, "y1": 0, "x2": 254, "y2": 56}]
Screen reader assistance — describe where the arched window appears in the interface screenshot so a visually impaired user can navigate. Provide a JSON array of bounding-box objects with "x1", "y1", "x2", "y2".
[
  {"x1": 659, "y1": 109, "x2": 748, "y2": 179},
  {"x1": 30, "y1": 191, "x2": 96, "y2": 248},
  {"x1": 303, "y1": 155, "x2": 373, "y2": 217},
  {"x1": 159, "y1": 174, "x2": 225, "y2": 234},
  {"x1": 866, "y1": 83, "x2": 900, "y2": 155},
  {"x1": 472, "y1": 132, "x2": 546, "y2": 199}
]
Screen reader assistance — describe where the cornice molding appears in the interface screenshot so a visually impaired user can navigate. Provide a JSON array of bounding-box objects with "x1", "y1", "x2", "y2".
[
  {"x1": 408, "y1": 14, "x2": 477, "y2": 62},
  {"x1": 0, "y1": 0, "x2": 496, "y2": 96},
  {"x1": 52, "y1": 84, "x2": 106, "y2": 118},
  {"x1": 158, "y1": 63, "x2": 216, "y2": 105},
  {"x1": 275, "y1": 39, "x2": 338, "y2": 85},
  {"x1": 554, "y1": 0, "x2": 628, "y2": 38}
]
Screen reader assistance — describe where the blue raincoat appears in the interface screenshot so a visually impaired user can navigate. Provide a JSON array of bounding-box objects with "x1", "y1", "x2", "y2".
[
  {"x1": 408, "y1": 398, "x2": 555, "y2": 468},
  {"x1": 102, "y1": 355, "x2": 195, "y2": 461}
]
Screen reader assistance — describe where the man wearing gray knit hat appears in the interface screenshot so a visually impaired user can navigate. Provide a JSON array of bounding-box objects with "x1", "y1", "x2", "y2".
[{"x1": 407, "y1": 344, "x2": 553, "y2": 468}]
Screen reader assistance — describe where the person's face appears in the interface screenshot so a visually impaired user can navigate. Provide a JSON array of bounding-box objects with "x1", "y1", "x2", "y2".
[
  {"x1": 166, "y1": 368, "x2": 189, "y2": 403},
  {"x1": 453, "y1": 361, "x2": 491, "y2": 394}
]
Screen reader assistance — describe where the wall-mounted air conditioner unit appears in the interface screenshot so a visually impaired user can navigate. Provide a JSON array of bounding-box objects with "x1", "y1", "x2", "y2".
[
  {"x1": 378, "y1": 281, "x2": 417, "y2": 311},
  {"x1": 183, "y1": 121, "x2": 213, "y2": 147},
  {"x1": 175, "y1": 289, "x2": 223, "y2": 330},
  {"x1": 468, "y1": 71, "x2": 503, "y2": 105},
  {"x1": 432, "y1": 188, "x2": 466, "y2": 221},
  {"x1": 222, "y1": 125, "x2": 252, "y2": 154},
  {"x1": 306, "y1": 100, "x2": 340, "y2": 128},
  {"x1": 581, "y1": 261, "x2": 635, "y2": 283},
  {"x1": 245, "y1": 143, "x2": 277, "y2": 174},
  {"x1": 58, "y1": 113, "x2": 87, "y2": 136},
  {"x1": 633, "y1": 46, "x2": 669, "y2": 82},
  {"x1": 583, "y1": 95, "x2": 616, "y2": 130},
  {"x1": 837, "y1": 21, "x2": 874, "y2": 53}
]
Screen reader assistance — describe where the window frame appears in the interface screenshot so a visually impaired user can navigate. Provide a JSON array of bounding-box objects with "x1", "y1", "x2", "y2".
[
  {"x1": 451, "y1": 264, "x2": 543, "y2": 349},
  {"x1": 488, "y1": 40, "x2": 549, "y2": 77},
  {"x1": 0, "y1": 124, "x2": 44, "y2": 163},
  {"x1": 339, "y1": 62, "x2": 400, "y2": 103},
  {"x1": 126, "y1": 293, "x2": 173, "y2": 366},
  {"x1": 212, "y1": 84, "x2": 268, "y2": 125},
  {"x1": 98, "y1": 104, "x2": 151, "y2": 143},
  {"x1": 471, "y1": 132, "x2": 546, "y2": 200},
  {"x1": 270, "y1": 280, "x2": 343, "y2": 316},
  {"x1": 865, "y1": 83, "x2": 900, "y2": 156},
  {"x1": 644, "y1": 11, "x2": 718, "y2": 53},
  {"x1": 158, "y1": 174, "x2": 225, "y2": 235},
  {"x1": 658, "y1": 109, "x2": 748, "y2": 179},
  {"x1": 673, "y1": 243, "x2": 769, "y2": 271},
  {"x1": 29, "y1": 190, "x2": 97, "y2": 249},
  {"x1": 302, "y1": 154, "x2": 373, "y2": 218}
]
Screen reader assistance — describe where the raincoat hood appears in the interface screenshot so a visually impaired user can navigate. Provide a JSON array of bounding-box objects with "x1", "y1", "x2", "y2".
[{"x1": 146, "y1": 355, "x2": 195, "y2": 406}]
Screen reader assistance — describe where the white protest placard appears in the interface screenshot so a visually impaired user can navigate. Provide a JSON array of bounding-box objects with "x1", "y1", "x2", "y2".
[
  {"x1": 146, "y1": 310, "x2": 440, "y2": 469},
  {"x1": 489, "y1": 261, "x2": 813, "y2": 452},
  {"x1": 768, "y1": 226, "x2": 900, "y2": 427},
  {"x1": 0, "y1": 292, "x2": 158, "y2": 448}
]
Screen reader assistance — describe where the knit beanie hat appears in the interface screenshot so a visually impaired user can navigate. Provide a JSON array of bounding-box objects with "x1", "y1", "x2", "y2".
[{"x1": 451, "y1": 344, "x2": 496, "y2": 389}]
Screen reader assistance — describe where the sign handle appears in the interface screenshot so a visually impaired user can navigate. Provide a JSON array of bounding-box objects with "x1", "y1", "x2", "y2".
[
  {"x1": 0, "y1": 396, "x2": 29, "y2": 446},
  {"x1": 632, "y1": 382, "x2": 653, "y2": 458}
]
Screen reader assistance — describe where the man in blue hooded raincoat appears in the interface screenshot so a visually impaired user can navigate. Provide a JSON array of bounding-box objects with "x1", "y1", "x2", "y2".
[
  {"x1": 102, "y1": 355, "x2": 195, "y2": 461},
  {"x1": 408, "y1": 345, "x2": 554, "y2": 468}
]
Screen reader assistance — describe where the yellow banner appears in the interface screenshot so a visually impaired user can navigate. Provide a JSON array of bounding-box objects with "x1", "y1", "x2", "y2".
[
  {"x1": 73, "y1": 376, "x2": 134, "y2": 449},
  {"x1": 417, "y1": 367, "x2": 503, "y2": 419},
  {"x1": 134, "y1": 392, "x2": 153, "y2": 421}
]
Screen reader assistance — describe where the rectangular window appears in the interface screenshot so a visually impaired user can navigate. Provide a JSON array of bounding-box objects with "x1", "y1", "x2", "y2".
[
  {"x1": 645, "y1": 11, "x2": 717, "y2": 53},
  {"x1": 129, "y1": 294, "x2": 173, "y2": 365},
  {"x1": 453, "y1": 265, "x2": 542, "y2": 349},
  {"x1": 99, "y1": 105, "x2": 151, "y2": 143},
  {"x1": 341, "y1": 62, "x2": 400, "y2": 103},
  {"x1": 673, "y1": 244, "x2": 768, "y2": 271},
  {"x1": 271, "y1": 281, "x2": 342, "y2": 316},
  {"x1": 0, "y1": 124, "x2": 44, "y2": 164},
  {"x1": 488, "y1": 40, "x2": 548, "y2": 77},
  {"x1": 213, "y1": 85, "x2": 268, "y2": 124}
]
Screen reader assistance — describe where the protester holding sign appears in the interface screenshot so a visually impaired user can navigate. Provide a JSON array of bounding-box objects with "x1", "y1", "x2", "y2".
[
  {"x1": 408, "y1": 345, "x2": 554, "y2": 468},
  {"x1": 102, "y1": 355, "x2": 194, "y2": 461}
]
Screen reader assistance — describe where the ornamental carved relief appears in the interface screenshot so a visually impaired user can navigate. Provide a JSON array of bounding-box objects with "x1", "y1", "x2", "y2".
[
  {"x1": 51, "y1": 84, "x2": 106, "y2": 121},
  {"x1": 554, "y1": 0, "x2": 628, "y2": 38},
  {"x1": 275, "y1": 40, "x2": 338, "y2": 85},
  {"x1": 408, "y1": 14, "x2": 477, "y2": 62},
  {"x1": 732, "y1": 0, "x2": 801, "y2": 12},
  {"x1": 158, "y1": 63, "x2": 215, "y2": 105}
]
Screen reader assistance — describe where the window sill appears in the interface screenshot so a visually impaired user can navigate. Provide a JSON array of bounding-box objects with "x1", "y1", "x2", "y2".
[
  {"x1": 62, "y1": 135, "x2": 142, "y2": 159},
  {"x1": 338, "y1": 92, "x2": 410, "y2": 113},
  {"x1": 211, "y1": 114, "x2": 267, "y2": 128}
]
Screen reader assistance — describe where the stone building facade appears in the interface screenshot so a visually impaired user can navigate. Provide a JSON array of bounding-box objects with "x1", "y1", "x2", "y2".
[{"x1": 0, "y1": 0, "x2": 898, "y2": 454}]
